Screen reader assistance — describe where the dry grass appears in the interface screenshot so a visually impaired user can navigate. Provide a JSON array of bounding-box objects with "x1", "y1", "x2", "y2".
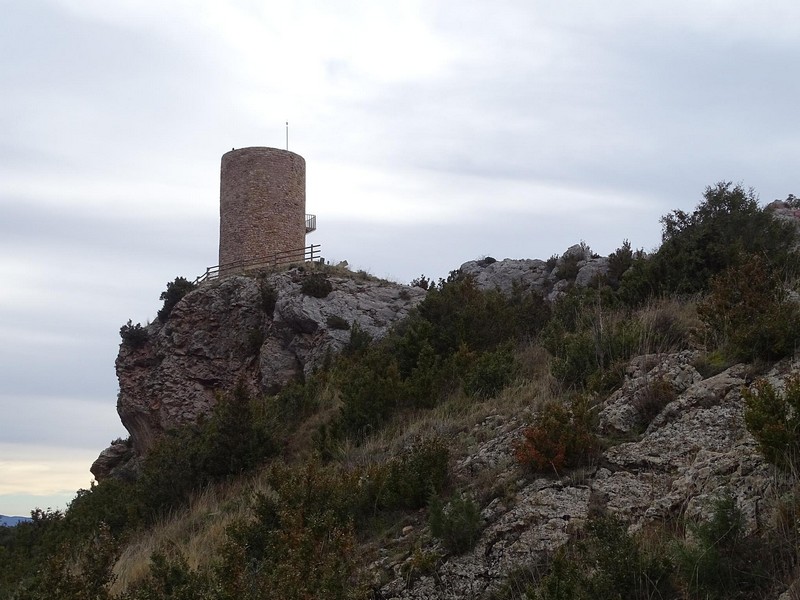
[
  {"x1": 110, "y1": 473, "x2": 273, "y2": 595},
  {"x1": 634, "y1": 295, "x2": 702, "y2": 355}
]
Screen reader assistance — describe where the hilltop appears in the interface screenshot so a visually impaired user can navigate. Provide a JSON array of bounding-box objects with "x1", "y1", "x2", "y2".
[{"x1": 2, "y1": 183, "x2": 800, "y2": 600}]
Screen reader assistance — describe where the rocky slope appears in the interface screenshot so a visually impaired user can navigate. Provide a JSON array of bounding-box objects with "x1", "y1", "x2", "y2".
[
  {"x1": 375, "y1": 355, "x2": 799, "y2": 599},
  {"x1": 87, "y1": 237, "x2": 800, "y2": 598},
  {"x1": 93, "y1": 246, "x2": 611, "y2": 479}
]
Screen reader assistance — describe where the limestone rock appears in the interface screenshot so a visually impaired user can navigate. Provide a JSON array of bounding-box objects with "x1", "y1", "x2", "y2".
[
  {"x1": 459, "y1": 243, "x2": 610, "y2": 302},
  {"x1": 459, "y1": 258, "x2": 554, "y2": 296},
  {"x1": 377, "y1": 357, "x2": 800, "y2": 599},
  {"x1": 99, "y1": 268, "x2": 425, "y2": 471},
  {"x1": 90, "y1": 438, "x2": 135, "y2": 481}
]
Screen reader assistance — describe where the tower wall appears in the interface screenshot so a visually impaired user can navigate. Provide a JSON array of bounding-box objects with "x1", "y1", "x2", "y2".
[{"x1": 219, "y1": 147, "x2": 306, "y2": 276}]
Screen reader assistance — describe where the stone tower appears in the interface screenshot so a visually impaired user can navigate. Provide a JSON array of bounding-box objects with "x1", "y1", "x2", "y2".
[{"x1": 218, "y1": 147, "x2": 313, "y2": 276}]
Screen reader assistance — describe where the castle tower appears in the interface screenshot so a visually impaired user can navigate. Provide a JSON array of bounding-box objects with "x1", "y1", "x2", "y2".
[{"x1": 218, "y1": 147, "x2": 314, "y2": 277}]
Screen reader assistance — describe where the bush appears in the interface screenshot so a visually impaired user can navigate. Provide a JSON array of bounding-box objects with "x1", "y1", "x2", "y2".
[
  {"x1": 652, "y1": 182, "x2": 797, "y2": 296},
  {"x1": 410, "y1": 274, "x2": 431, "y2": 290},
  {"x1": 376, "y1": 438, "x2": 450, "y2": 510},
  {"x1": 463, "y1": 344, "x2": 516, "y2": 398},
  {"x1": 221, "y1": 463, "x2": 361, "y2": 600},
  {"x1": 530, "y1": 516, "x2": 675, "y2": 600},
  {"x1": 541, "y1": 288, "x2": 642, "y2": 391},
  {"x1": 336, "y1": 353, "x2": 403, "y2": 439},
  {"x1": 120, "y1": 320, "x2": 148, "y2": 349},
  {"x1": 122, "y1": 552, "x2": 213, "y2": 599},
  {"x1": 633, "y1": 378, "x2": 677, "y2": 427},
  {"x1": 260, "y1": 281, "x2": 278, "y2": 316},
  {"x1": 743, "y1": 376, "x2": 800, "y2": 471},
  {"x1": 515, "y1": 398, "x2": 600, "y2": 474},
  {"x1": 698, "y1": 255, "x2": 800, "y2": 362},
  {"x1": 343, "y1": 322, "x2": 372, "y2": 356},
  {"x1": 326, "y1": 315, "x2": 350, "y2": 330},
  {"x1": 606, "y1": 239, "x2": 635, "y2": 289},
  {"x1": 136, "y1": 386, "x2": 277, "y2": 519},
  {"x1": 429, "y1": 492, "x2": 482, "y2": 554},
  {"x1": 674, "y1": 493, "x2": 766, "y2": 599},
  {"x1": 300, "y1": 273, "x2": 333, "y2": 298},
  {"x1": 158, "y1": 277, "x2": 197, "y2": 322}
]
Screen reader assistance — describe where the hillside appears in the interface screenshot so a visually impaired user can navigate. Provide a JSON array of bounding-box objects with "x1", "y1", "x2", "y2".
[
  {"x1": 0, "y1": 516, "x2": 31, "y2": 528},
  {"x1": 2, "y1": 183, "x2": 800, "y2": 600}
]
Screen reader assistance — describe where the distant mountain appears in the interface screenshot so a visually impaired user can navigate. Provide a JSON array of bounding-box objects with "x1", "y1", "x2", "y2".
[{"x1": 0, "y1": 515, "x2": 31, "y2": 527}]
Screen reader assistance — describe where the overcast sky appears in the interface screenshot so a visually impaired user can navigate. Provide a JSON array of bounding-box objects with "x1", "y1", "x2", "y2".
[{"x1": 1, "y1": 0, "x2": 798, "y2": 516}]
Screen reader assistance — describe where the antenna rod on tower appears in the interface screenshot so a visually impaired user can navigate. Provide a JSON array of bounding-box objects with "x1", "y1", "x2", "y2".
[{"x1": 286, "y1": 121, "x2": 289, "y2": 150}]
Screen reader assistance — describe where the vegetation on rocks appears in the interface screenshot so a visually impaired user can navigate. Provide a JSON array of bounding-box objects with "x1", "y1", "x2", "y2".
[
  {"x1": 157, "y1": 276, "x2": 196, "y2": 322},
  {"x1": 3, "y1": 182, "x2": 800, "y2": 599}
]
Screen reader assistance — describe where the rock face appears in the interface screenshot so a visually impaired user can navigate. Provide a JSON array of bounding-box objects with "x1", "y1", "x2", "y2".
[
  {"x1": 92, "y1": 268, "x2": 425, "y2": 478},
  {"x1": 459, "y1": 243, "x2": 610, "y2": 302},
  {"x1": 375, "y1": 356, "x2": 799, "y2": 599}
]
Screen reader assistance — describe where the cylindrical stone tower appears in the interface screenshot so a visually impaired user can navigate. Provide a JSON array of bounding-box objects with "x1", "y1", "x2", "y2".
[{"x1": 218, "y1": 147, "x2": 307, "y2": 276}]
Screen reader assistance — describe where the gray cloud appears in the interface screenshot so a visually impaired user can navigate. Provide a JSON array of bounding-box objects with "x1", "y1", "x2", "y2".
[{"x1": 1, "y1": 0, "x2": 799, "y2": 514}]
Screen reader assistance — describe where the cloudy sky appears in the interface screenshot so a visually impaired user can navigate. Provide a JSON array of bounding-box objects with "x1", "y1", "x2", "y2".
[{"x1": 1, "y1": 0, "x2": 798, "y2": 516}]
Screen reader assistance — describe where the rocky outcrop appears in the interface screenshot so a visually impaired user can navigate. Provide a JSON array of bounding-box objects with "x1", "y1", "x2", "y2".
[
  {"x1": 459, "y1": 243, "x2": 610, "y2": 302},
  {"x1": 93, "y1": 268, "x2": 425, "y2": 478},
  {"x1": 766, "y1": 198, "x2": 800, "y2": 235},
  {"x1": 375, "y1": 356, "x2": 799, "y2": 599}
]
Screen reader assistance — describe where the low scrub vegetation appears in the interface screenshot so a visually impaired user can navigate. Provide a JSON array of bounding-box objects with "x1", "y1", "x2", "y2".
[{"x1": 744, "y1": 376, "x2": 800, "y2": 471}]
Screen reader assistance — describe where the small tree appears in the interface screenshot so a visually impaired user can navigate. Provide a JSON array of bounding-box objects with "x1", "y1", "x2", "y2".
[
  {"x1": 157, "y1": 277, "x2": 197, "y2": 322},
  {"x1": 743, "y1": 377, "x2": 800, "y2": 471}
]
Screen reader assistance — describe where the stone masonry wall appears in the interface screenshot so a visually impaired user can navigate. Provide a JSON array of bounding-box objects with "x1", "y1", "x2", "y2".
[{"x1": 219, "y1": 147, "x2": 306, "y2": 276}]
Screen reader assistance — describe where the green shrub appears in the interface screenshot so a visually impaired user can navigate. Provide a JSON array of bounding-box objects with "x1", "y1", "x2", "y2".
[
  {"x1": 616, "y1": 257, "x2": 658, "y2": 307},
  {"x1": 606, "y1": 239, "x2": 635, "y2": 289},
  {"x1": 674, "y1": 493, "x2": 766, "y2": 599},
  {"x1": 136, "y1": 386, "x2": 277, "y2": 520},
  {"x1": 343, "y1": 322, "x2": 372, "y2": 356},
  {"x1": 259, "y1": 281, "x2": 278, "y2": 316},
  {"x1": 416, "y1": 276, "x2": 549, "y2": 355},
  {"x1": 403, "y1": 341, "x2": 444, "y2": 409},
  {"x1": 300, "y1": 273, "x2": 333, "y2": 298},
  {"x1": 336, "y1": 353, "x2": 403, "y2": 439},
  {"x1": 65, "y1": 478, "x2": 139, "y2": 539},
  {"x1": 463, "y1": 344, "x2": 516, "y2": 398},
  {"x1": 530, "y1": 516, "x2": 675, "y2": 600},
  {"x1": 429, "y1": 492, "x2": 482, "y2": 554},
  {"x1": 120, "y1": 320, "x2": 148, "y2": 349},
  {"x1": 652, "y1": 182, "x2": 797, "y2": 296},
  {"x1": 18, "y1": 523, "x2": 119, "y2": 600},
  {"x1": 326, "y1": 315, "x2": 350, "y2": 330},
  {"x1": 410, "y1": 274, "x2": 431, "y2": 290},
  {"x1": 556, "y1": 251, "x2": 582, "y2": 280},
  {"x1": 221, "y1": 463, "x2": 361, "y2": 600},
  {"x1": 743, "y1": 376, "x2": 800, "y2": 471},
  {"x1": 157, "y1": 277, "x2": 197, "y2": 322},
  {"x1": 541, "y1": 288, "x2": 642, "y2": 390},
  {"x1": 122, "y1": 552, "x2": 213, "y2": 599},
  {"x1": 515, "y1": 398, "x2": 600, "y2": 474},
  {"x1": 698, "y1": 255, "x2": 800, "y2": 362},
  {"x1": 376, "y1": 438, "x2": 450, "y2": 510}
]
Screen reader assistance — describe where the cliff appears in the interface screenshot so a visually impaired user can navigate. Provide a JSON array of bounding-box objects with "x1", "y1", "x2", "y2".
[{"x1": 93, "y1": 267, "x2": 426, "y2": 478}]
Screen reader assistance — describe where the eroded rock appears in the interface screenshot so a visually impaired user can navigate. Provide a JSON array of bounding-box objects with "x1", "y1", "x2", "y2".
[{"x1": 99, "y1": 268, "x2": 425, "y2": 471}]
